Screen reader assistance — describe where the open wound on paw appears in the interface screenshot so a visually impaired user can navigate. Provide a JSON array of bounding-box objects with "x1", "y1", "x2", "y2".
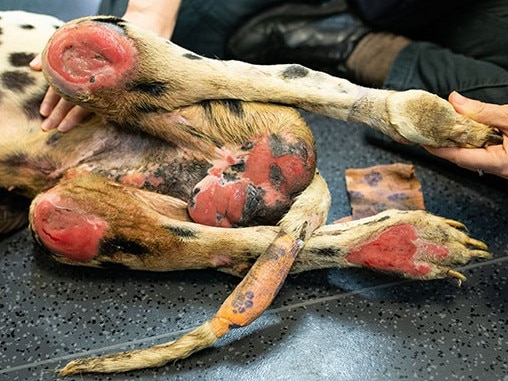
[
  {"x1": 346, "y1": 224, "x2": 448, "y2": 277},
  {"x1": 341, "y1": 163, "x2": 446, "y2": 277}
]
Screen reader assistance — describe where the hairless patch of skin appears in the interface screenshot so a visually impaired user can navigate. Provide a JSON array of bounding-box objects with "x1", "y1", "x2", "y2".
[
  {"x1": 346, "y1": 224, "x2": 448, "y2": 277},
  {"x1": 43, "y1": 21, "x2": 138, "y2": 96},
  {"x1": 31, "y1": 190, "x2": 108, "y2": 262},
  {"x1": 188, "y1": 132, "x2": 315, "y2": 227}
]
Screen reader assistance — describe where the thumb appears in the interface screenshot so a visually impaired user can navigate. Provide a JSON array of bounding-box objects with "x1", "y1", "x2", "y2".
[
  {"x1": 29, "y1": 54, "x2": 42, "y2": 71},
  {"x1": 449, "y1": 91, "x2": 508, "y2": 130}
]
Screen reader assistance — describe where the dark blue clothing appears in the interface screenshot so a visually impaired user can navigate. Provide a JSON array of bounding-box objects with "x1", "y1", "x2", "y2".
[
  {"x1": 351, "y1": 0, "x2": 467, "y2": 31},
  {"x1": 359, "y1": 0, "x2": 508, "y2": 104},
  {"x1": 99, "y1": 0, "x2": 285, "y2": 58}
]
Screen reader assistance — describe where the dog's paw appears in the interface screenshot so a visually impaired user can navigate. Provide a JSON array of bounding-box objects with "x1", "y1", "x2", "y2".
[
  {"x1": 343, "y1": 210, "x2": 490, "y2": 282},
  {"x1": 386, "y1": 90, "x2": 502, "y2": 148}
]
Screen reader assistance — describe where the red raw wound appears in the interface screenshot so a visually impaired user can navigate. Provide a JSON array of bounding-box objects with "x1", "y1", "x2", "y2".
[
  {"x1": 188, "y1": 175, "x2": 249, "y2": 228},
  {"x1": 43, "y1": 20, "x2": 137, "y2": 96},
  {"x1": 188, "y1": 134, "x2": 315, "y2": 228},
  {"x1": 345, "y1": 224, "x2": 449, "y2": 277},
  {"x1": 244, "y1": 137, "x2": 313, "y2": 199},
  {"x1": 31, "y1": 193, "x2": 107, "y2": 262}
]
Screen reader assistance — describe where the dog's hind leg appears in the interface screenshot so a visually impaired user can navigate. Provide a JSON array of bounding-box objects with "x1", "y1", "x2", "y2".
[{"x1": 56, "y1": 172, "x2": 330, "y2": 375}]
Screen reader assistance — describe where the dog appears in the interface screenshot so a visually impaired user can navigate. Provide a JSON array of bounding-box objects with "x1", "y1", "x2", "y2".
[{"x1": 0, "y1": 11, "x2": 499, "y2": 375}]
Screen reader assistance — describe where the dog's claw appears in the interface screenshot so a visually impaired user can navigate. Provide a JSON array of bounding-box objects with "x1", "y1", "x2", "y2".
[
  {"x1": 467, "y1": 237, "x2": 489, "y2": 251},
  {"x1": 446, "y1": 269, "x2": 467, "y2": 286},
  {"x1": 470, "y1": 249, "x2": 491, "y2": 259},
  {"x1": 444, "y1": 219, "x2": 466, "y2": 229}
]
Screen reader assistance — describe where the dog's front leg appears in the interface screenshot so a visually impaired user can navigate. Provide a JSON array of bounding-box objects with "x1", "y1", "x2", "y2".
[{"x1": 42, "y1": 16, "x2": 500, "y2": 149}]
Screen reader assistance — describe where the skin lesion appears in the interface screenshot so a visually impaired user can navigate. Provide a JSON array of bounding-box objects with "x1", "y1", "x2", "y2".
[{"x1": 345, "y1": 224, "x2": 447, "y2": 277}]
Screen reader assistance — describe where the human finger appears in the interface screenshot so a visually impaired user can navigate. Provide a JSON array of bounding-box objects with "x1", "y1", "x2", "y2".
[
  {"x1": 57, "y1": 106, "x2": 93, "y2": 132},
  {"x1": 29, "y1": 54, "x2": 42, "y2": 71},
  {"x1": 449, "y1": 91, "x2": 508, "y2": 131},
  {"x1": 425, "y1": 137, "x2": 508, "y2": 179},
  {"x1": 41, "y1": 97, "x2": 75, "y2": 131},
  {"x1": 39, "y1": 87, "x2": 61, "y2": 117}
]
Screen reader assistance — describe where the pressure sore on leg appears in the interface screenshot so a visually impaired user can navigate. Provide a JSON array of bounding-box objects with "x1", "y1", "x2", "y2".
[
  {"x1": 188, "y1": 133, "x2": 315, "y2": 227},
  {"x1": 31, "y1": 192, "x2": 107, "y2": 262},
  {"x1": 345, "y1": 224, "x2": 449, "y2": 277},
  {"x1": 42, "y1": 20, "x2": 137, "y2": 97}
]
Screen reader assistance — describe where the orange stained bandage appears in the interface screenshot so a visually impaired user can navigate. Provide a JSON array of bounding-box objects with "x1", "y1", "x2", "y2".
[
  {"x1": 208, "y1": 231, "x2": 302, "y2": 338},
  {"x1": 345, "y1": 163, "x2": 425, "y2": 220}
]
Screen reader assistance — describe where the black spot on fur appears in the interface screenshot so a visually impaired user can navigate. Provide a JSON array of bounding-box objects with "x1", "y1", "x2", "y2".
[
  {"x1": 45, "y1": 131, "x2": 62, "y2": 147},
  {"x1": 201, "y1": 99, "x2": 244, "y2": 120},
  {"x1": 9, "y1": 52, "x2": 36, "y2": 67},
  {"x1": 376, "y1": 215, "x2": 391, "y2": 223},
  {"x1": 183, "y1": 53, "x2": 202, "y2": 60},
  {"x1": 200, "y1": 100, "x2": 213, "y2": 118},
  {"x1": 134, "y1": 103, "x2": 166, "y2": 114},
  {"x1": 90, "y1": 16, "x2": 126, "y2": 29},
  {"x1": 2, "y1": 70, "x2": 36, "y2": 92},
  {"x1": 0, "y1": 27, "x2": 3, "y2": 35},
  {"x1": 221, "y1": 99, "x2": 244, "y2": 118},
  {"x1": 3, "y1": 152, "x2": 28, "y2": 166},
  {"x1": 163, "y1": 225, "x2": 197, "y2": 239},
  {"x1": 99, "y1": 237, "x2": 149, "y2": 256},
  {"x1": 22, "y1": 89, "x2": 46, "y2": 119},
  {"x1": 310, "y1": 247, "x2": 344, "y2": 257},
  {"x1": 126, "y1": 80, "x2": 168, "y2": 96},
  {"x1": 5, "y1": 152, "x2": 56, "y2": 177},
  {"x1": 361, "y1": 214, "x2": 391, "y2": 227},
  {"x1": 20, "y1": 24, "x2": 35, "y2": 30},
  {"x1": 281, "y1": 64, "x2": 309, "y2": 79}
]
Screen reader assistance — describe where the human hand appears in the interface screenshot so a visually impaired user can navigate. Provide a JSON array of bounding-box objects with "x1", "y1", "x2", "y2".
[
  {"x1": 30, "y1": 54, "x2": 93, "y2": 132},
  {"x1": 425, "y1": 91, "x2": 508, "y2": 179},
  {"x1": 121, "y1": 0, "x2": 182, "y2": 40}
]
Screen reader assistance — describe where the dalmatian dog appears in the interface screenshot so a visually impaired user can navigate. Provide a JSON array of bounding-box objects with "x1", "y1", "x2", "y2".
[{"x1": 0, "y1": 11, "x2": 500, "y2": 375}]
